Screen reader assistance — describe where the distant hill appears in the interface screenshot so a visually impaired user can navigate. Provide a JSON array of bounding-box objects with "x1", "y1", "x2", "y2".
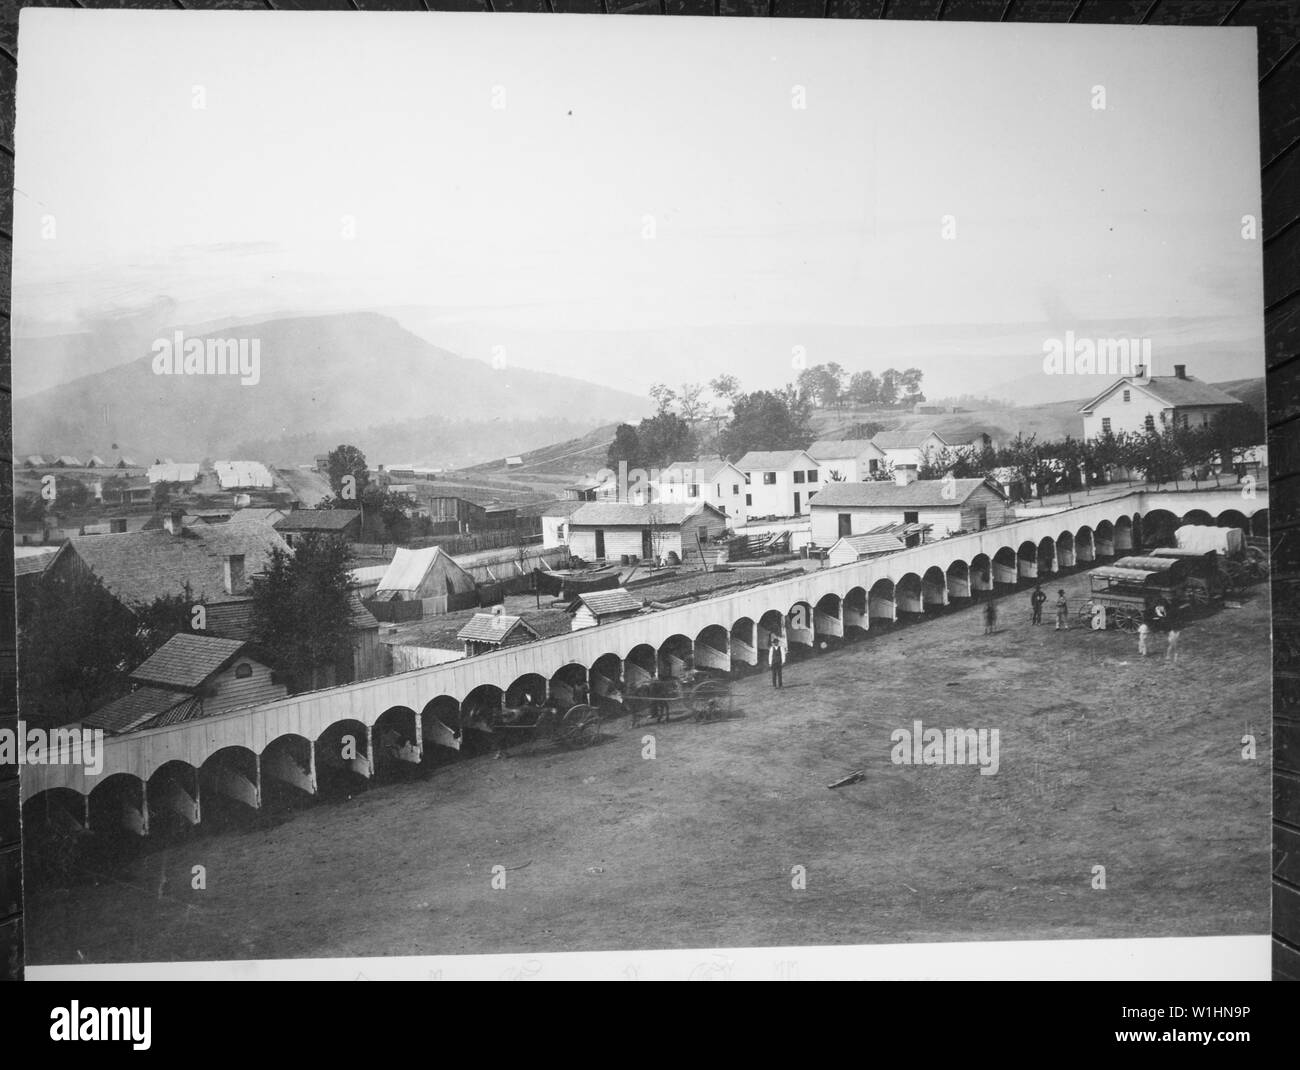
[
  {"x1": 467, "y1": 378, "x2": 1267, "y2": 494},
  {"x1": 811, "y1": 377, "x2": 1265, "y2": 447},
  {"x1": 13, "y1": 312, "x2": 651, "y2": 464}
]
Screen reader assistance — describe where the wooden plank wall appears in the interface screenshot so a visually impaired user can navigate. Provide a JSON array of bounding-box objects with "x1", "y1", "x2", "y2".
[{"x1": 1, "y1": 0, "x2": 1297, "y2": 981}]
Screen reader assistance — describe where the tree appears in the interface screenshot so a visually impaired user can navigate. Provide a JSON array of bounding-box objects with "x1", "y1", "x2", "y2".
[
  {"x1": 14, "y1": 493, "x2": 46, "y2": 524},
  {"x1": 1208, "y1": 404, "x2": 1265, "y2": 479},
  {"x1": 848, "y1": 370, "x2": 880, "y2": 408},
  {"x1": 607, "y1": 423, "x2": 643, "y2": 472},
  {"x1": 796, "y1": 363, "x2": 845, "y2": 409},
  {"x1": 56, "y1": 476, "x2": 92, "y2": 512},
  {"x1": 637, "y1": 411, "x2": 698, "y2": 469},
  {"x1": 718, "y1": 389, "x2": 813, "y2": 459},
  {"x1": 250, "y1": 534, "x2": 355, "y2": 693},
  {"x1": 326, "y1": 444, "x2": 369, "y2": 501},
  {"x1": 648, "y1": 383, "x2": 677, "y2": 415},
  {"x1": 677, "y1": 382, "x2": 706, "y2": 422},
  {"x1": 709, "y1": 374, "x2": 741, "y2": 403},
  {"x1": 18, "y1": 571, "x2": 144, "y2": 724},
  {"x1": 899, "y1": 368, "x2": 925, "y2": 406},
  {"x1": 878, "y1": 368, "x2": 900, "y2": 408}
]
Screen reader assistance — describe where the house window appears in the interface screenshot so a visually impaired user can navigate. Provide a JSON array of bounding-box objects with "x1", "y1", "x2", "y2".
[
  {"x1": 234, "y1": 663, "x2": 253, "y2": 679},
  {"x1": 763, "y1": 472, "x2": 776, "y2": 485},
  {"x1": 732, "y1": 484, "x2": 739, "y2": 495},
  {"x1": 903, "y1": 511, "x2": 919, "y2": 525},
  {"x1": 793, "y1": 471, "x2": 806, "y2": 484},
  {"x1": 806, "y1": 469, "x2": 818, "y2": 482},
  {"x1": 745, "y1": 494, "x2": 752, "y2": 506},
  {"x1": 1180, "y1": 413, "x2": 1190, "y2": 429},
  {"x1": 1144, "y1": 414, "x2": 1156, "y2": 433},
  {"x1": 1101, "y1": 417, "x2": 1112, "y2": 434},
  {"x1": 688, "y1": 484, "x2": 699, "y2": 498},
  {"x1": 838, "y1": 513, "x2": 852, "y2": 537},
  {"x1": 868, "y1": 460, "x2": 879, "y2": 473},
  {"x1": 1122, "y1": 389, "x2": 1131, "y2": 402}
]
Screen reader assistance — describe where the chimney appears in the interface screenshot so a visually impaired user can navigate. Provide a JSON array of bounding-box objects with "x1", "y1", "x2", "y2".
[
  {"x1": 1132, "y1": 363, "x2": 1150, "y2": 384},
  {"x1": 895, "y1": 464, "x2": 919, "y2": 487},
  {"x1": 164, "y1": 508, "x2": 186, "y2": 535},
  {"x1": 223, "y1": 554, "x2": 246, "y2": 595},
  {"x1": 1174, "y1": 364, "x2": 1187, "y2": 380}
]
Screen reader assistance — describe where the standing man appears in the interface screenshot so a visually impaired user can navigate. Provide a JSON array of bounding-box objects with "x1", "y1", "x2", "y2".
[
  {"x1": 1054, "y1": 589, "x2": 1069, "y2": 631},
  {"x1": 769, "y1": 632, "x2": 784, "y2": 690},
  {"x1": 1031, "y1": 584, "x2": 1047, "y2": 625},
  {"x1": 1163, "y1": 603, "x2": 1181, "y2": 666},
  {"x1": 984, "y1": 599, "x2": 998, "y2": 635}
]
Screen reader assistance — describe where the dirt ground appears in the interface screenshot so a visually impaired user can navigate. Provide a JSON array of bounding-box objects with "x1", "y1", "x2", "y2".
[{"x1": 26, "y1": 569, "x2": 1272, "y2": 965}]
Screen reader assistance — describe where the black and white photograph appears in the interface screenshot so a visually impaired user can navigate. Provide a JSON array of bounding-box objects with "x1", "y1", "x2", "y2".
[{"x1": 7, "y1": 8, "x2": 1275, "y2": 980}]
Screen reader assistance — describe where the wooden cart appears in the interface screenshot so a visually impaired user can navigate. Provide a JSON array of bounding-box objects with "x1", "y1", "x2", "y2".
[
  {"x1": 625, "y1": 672, "x2": 733, "y2": 726},
  {"x1": 475, "y1": 700, "x2": 602, "y2": 750},
  {"x1": 1077, "y1": 556, "x2": 1190, "y2": 632}
]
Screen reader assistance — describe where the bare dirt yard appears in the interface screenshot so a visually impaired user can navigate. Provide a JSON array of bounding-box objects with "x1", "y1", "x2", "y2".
[{"x1": 26, "y1": 569, "x2": 1272, "y2": 965}]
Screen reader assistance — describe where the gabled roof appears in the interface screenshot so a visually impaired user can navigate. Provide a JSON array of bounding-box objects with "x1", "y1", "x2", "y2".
[
  {"x1": 14, "y1": 551, "x2": 58, "y2": 577},
  {"x1": 830, "y1": 531, "x2": 908, "y2": 557},
  {"x1": 349, "y1": 588, "x2": 380, "y2": 629},
  {"x1": 130, "y1": 633, "x2": 248, "y2": 690},
  {"x1": 1078, "y1": 374, "x2": 1244, "y2": 414},
  {"x1": 657, "y1": 458, "x2": 742, "y2": 482},
  {"x1": 275, "y1": 509, "x2": 360, "y2": 532},
  {"x1": 807, "y1": 439, "x2": 886, "y2": 460},
  {"x1": 811, "y1": 478, "x2": 1004, "y2": 509},
  {"x1": 539, "y1": 500, "x2": 587, "y2": 518},
  {"x1": 227, "y1": 507, "x2": 286, "y2": 527},
  {"x1": 569, "y1": 501, "x2": 725, "y2": 527},
  {"x1": 570, "y1": 587, "x2": 643, "y2": 618},
  {"x1": 870, "y1": 430, "x2": 947, "y2": 450},
  {"x1": 457, "y1": 612, "x2": 539, "y2": 645},
  {"x1": 735, "y1": 450, "x2": 818, "y2": 471},
  {"x1": 83, "y1": 687, "x2": 203, "y2": 735},
  {"x1": 55, "y1": 520, "x2": 289, "y2": 607}
]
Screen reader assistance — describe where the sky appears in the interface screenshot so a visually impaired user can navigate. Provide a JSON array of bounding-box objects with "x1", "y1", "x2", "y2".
[{"x1": 11, "y1": 11, "x2": 1265, "y2": 398}]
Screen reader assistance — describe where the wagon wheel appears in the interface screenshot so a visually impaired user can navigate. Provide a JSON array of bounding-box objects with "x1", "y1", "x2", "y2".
[
  {"x1": 1217, "y1": 562, "x2": 1248, "y2": 595},
  {"x1": 687, "y1": 678, "x2": 730, "y2": 722},
  {"x1": 556, "y1": 703, "x2": 601, "y2": 749},
  {"x1": 1185, "y1": 581, "x2": 1211, "y2": 607},
  {"x1": 1113, "y1": 606, "x2": 1143, "y2": 633},
  {"x1": 1075, "y1": 600, "x2": 1095, "y2": 621}
]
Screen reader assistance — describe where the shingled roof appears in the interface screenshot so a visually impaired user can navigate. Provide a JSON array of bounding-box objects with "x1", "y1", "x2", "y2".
[
  {"x1": 275, "y1": 509, "x2": 361, "y2": 532},
  {"x1": 457, "y1": 612, "x2": 539, "y2": 645},
  {"x1": 811, "y1": 478, "x2": 1002, "y2": 508},
  {"x1": 56, "y1": 521, "x2": 288, "y2": 607},
  {"x1": 130, "y1": 633, "x2": 248, "y2": 690},
  {"x1": 570, "y1": 588, "x2": 643, "y2": 619},
  {"x1": 808, "y1": 439, "x2": 885, "y2": 459},
  {"x1": 1079, "y1": 374, "x2": 1244, "y2": 413},
  {"x1": 870, "y1": 430, "x2": 947, "y2": 450},
  {"x1": 569, "y1": 502, "x2": 723, "y2": 527},
  {"x1": 735, "y1": 450, "x2": 818, "y2": 471},
  {"x1": 83, "y1": 687, "x2": 204, "y2": 735}
]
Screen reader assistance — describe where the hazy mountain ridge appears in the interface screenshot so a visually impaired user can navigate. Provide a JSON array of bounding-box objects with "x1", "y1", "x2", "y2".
[{"x1": 14, "y1": 312, "x2": 652, "y2": 464}]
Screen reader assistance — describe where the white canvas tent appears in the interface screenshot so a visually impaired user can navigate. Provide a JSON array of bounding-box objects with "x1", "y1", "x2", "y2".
[{"x1": 373, "y1": 546, "x2": 476, "y2": 605}]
